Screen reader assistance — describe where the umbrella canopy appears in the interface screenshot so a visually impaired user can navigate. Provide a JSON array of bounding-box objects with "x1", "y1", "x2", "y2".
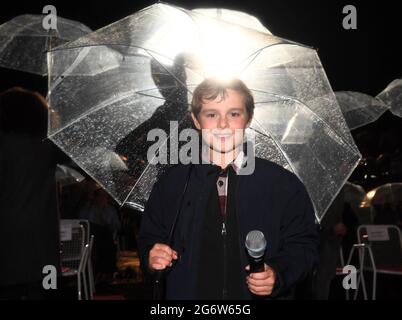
[
  {"x1": 334, "y1": 78, "x2": 402, "y2": 130},
  {"x1": 364, "y1": 183, "x2": 402, "y2": 207},
  {"x1": 0, "y1": 14, "x2": 92, "y2": 75},
  {"x1": 47, "y1": 3, "x2": 361, "y2": 221},
  {"x1": 335, "y1": 91, "x2": 389, "y2": 130},
  {"x1": 344, "y1": 181, "x2": 375, "y2": 224},
  {"x1": 377, "y1": 78, "x2": 402, "y2": 118},
  {"x1": 191, "y1": 8, "x2": 272, "y2": 34},
  {"x1": 344, "y1": 181, "x2": 366, "y2": 209},
  {"x1": 363, "y1": 183, "x2": 402, "y2": 224}
]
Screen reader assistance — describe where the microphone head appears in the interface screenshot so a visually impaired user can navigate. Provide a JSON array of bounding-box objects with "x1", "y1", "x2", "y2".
[{"x1": 245, "y1": 230, "x2": 266, "y2": 258}]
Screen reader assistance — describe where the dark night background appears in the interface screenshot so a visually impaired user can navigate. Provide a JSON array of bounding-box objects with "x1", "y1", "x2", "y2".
[
  {"x1": 1, "y1": 0, "x2": 402, "y2": 301},
  {"x1": 1, "y1": 0, "x2": 401, "y2": 189},
  {"x1": 1, "y1": 0, "x2": 401, "y2": 95}
]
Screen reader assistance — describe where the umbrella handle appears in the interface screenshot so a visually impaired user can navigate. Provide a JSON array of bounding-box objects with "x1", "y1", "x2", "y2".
[
  {"x1": 153, "y1": 270, "x2": 165, "y2": 300},
  {"x1": 167, "y1": 164, "x2": 194, "y2": 246}
]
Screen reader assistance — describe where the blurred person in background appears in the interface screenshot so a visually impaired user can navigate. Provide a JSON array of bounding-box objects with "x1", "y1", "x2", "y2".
[
  {"x1": 78, "y1": 185, "x2": 121, "y2": 283},
  {"x1": 0, "y1": 87, "x2": 69, "y2": 299}
]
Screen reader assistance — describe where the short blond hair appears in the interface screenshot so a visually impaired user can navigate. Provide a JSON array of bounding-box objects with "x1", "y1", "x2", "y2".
[{"x1": 191, "y1": 78, "x2": 254, "y2": 120}]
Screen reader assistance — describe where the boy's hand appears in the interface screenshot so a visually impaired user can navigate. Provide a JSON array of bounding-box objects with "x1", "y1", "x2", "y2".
[
  {"x1": 149, "y1": 243, "x2": 178, "y2": 271},
  {"x1": 245, "y1": 263, "x2": 276, "y2": 296}
]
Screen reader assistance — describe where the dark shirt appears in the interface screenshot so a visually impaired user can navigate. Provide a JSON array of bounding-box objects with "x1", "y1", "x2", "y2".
[{"x1": 196, "y1": 166, "x2": 244, "y2": 299}]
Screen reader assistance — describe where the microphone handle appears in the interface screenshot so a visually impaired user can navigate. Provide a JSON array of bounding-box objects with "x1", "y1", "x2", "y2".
[{"x1": 249, "y1": 255, "x2": 265, "y2": 273}]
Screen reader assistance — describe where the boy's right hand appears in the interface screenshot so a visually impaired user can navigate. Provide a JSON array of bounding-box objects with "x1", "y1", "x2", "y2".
[{"x1": 148, "y1": 243, "x2": 178, "y2": 271}]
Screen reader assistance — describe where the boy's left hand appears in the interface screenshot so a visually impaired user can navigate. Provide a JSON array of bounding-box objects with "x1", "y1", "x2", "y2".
[{"x1": 245, "y1": 263, "x2": 276, "y2": 296}]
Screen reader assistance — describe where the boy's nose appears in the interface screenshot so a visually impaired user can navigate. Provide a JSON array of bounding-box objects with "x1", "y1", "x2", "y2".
[{"x1": 218, "y1": 117, "x2": 228, "y2": 129}]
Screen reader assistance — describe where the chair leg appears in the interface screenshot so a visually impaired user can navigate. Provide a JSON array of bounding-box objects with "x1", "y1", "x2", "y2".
[
  {"x1": 372, "y1": 271, "x2": 377, "y2": 300},
  {"x1": 83, "y1": 271, "x2": 89, "y2": 300},
  {"x1": 88, "y1": 258, "x2": 95, "y2": 298},
  {"x1": 359, "y1": 247, "x2": 368, "y2": 300},
  {"x1": 366, "y1": 247, "x2": 377, "y2": 300},
  {"x1": 77, "y1": 273, "x2": 82, "y2": 300},
  {"x1": 361, "y1": 271, "x2": 368, "y2": 300},
  {"x1": 353, "y1": 273, "x2": 360, "y2": 300}
]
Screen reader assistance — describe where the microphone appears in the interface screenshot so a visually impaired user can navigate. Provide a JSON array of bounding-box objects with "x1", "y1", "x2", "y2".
[{"x1": 245, "y1": 230, "x2": 267, "y2": 273}]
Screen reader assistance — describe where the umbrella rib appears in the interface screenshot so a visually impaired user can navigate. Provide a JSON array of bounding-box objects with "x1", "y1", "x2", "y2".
[
  {"x1": 48, "y1": 83, "x2": 193, "y2": 141},
  {"x1": 252, "y1": 98, "x2": 360, "y2": 167},
  {"x1": 239, "y1": 42, "x2": 294, "y2": 76},
  {"x1": 0, "y1": 20, "x2": 32, "y2": 52},
  {"x1": 49, "y1": 46, "x2": 93, "y2": 91},
  {"x1": 143, "y1": 48, "x2": 196, "y2": 95},
  {"x1": 48, "y1": 88, "x2": 148, "y2": 138},
  {"x1": 250, "y1": 118, "x2": 298, "y2": 175},
  {"x1": 49, "y1": 43, "x2": 204, "y2": 89},
  {"x1": 238, "y1": 39, "x2": 315, "y2": 77},
  {"x1": 250, "y1": 90, "x2": 358, "y2": 153},
  {"x1": 135, "y1": 82, "x2": 200, "y2": 100}
]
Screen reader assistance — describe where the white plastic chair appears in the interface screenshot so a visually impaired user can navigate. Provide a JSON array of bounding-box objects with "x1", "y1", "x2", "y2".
[
  {"x1": 77, "y1": 219, "x2": 95, "y2": 299},
  {"x1": 345, "y1": 243, "x2": 368, "y2": 300},
  {"x1": 356, "y1": 224, "x2": 402, "y2": 299},
  {"x1": 60, "y1": 219, "x2": 90, "y2": 300}
]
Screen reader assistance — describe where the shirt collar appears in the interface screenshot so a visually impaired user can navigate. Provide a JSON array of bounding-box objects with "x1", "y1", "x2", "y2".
[
  {"x1": 201, "y1": 149, "x2": 247, "y2": 175},
  {"x1": 231, "y1": 150, "x2": 247, "y2": 175}
]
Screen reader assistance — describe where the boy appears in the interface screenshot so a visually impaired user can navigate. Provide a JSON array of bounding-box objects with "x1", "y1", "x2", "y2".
[{"x1": 138, "y1": 78, "x2": 318, "y2": 299}]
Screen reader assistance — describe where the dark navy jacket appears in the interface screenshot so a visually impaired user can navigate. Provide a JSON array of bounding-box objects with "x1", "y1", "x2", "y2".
[{"x1": 137, "y1": 157, "x2": 319, "y2": 299}]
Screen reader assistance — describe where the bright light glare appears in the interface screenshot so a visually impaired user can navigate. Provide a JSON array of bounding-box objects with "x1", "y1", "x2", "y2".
[
  {"x1": 366, "y1": 190, "x2": 376, "y2": 200},
  {"x1": 144, "y1": 9, "x2": 259, "y2": 81}
]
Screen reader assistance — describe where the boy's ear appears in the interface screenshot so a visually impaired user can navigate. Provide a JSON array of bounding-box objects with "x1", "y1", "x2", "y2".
[{"x1": 191, "y1": 112, "x2": 202, "y2": 130}]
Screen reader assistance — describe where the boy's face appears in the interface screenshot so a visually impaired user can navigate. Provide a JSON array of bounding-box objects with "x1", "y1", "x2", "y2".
[{"x1": 191, "y1": 89, "x2": 252, "y2": 154}]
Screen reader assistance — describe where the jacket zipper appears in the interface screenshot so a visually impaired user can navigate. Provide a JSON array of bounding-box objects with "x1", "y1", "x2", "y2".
[
  {"x1": 222, "y1": 219, "x2": 227, "y2": 299},
  {"x1": 222, "y1": 171, "x2": 228, "y2": 300}
]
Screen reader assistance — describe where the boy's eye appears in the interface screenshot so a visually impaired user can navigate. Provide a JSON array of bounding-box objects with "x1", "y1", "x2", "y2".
[
  {"x1": 206, "y1": 113, "x2": 216, "y2": 118},
  {"x1": 230, "y1": 112, "x2": 240, "y2": 117}
]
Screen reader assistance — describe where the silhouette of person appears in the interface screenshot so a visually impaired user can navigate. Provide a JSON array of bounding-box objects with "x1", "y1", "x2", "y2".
[
  {"x1": 114, "y1": 54, "x2": 197, "y2": 205},
  {"x1": 0, "y1": 87, "x2": 69, "y2": 299}
]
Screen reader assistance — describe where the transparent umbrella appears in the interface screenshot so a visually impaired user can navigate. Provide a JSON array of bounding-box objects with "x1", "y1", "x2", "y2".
[
  {"x1": 0, "y1": 14, "x2": 92, "y2": 75},
  {"x1": 47, "y1": 3, "x2": 361, "y2": 221},
  {"x1": 335, "y1": 91, "x2": 389, "y2": 130},
  {"x1": 364, "y1": 183, "x2": 402, "y2": 207},
  {"x1": 363, "y1": 183, "x2": 402, "y2": 224},
  {"x1": 191, "y1": 8, "x2": 272, "y2": 34},
  {"x1": 377, "y1": 78, "x2": 402, "y2": 118},
  {"x1": 344, "y1": 181, "x2": 366, "y2": 210},
  {"x1": 334, "y1": 78, "x2": 402, "y2": 130}
]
